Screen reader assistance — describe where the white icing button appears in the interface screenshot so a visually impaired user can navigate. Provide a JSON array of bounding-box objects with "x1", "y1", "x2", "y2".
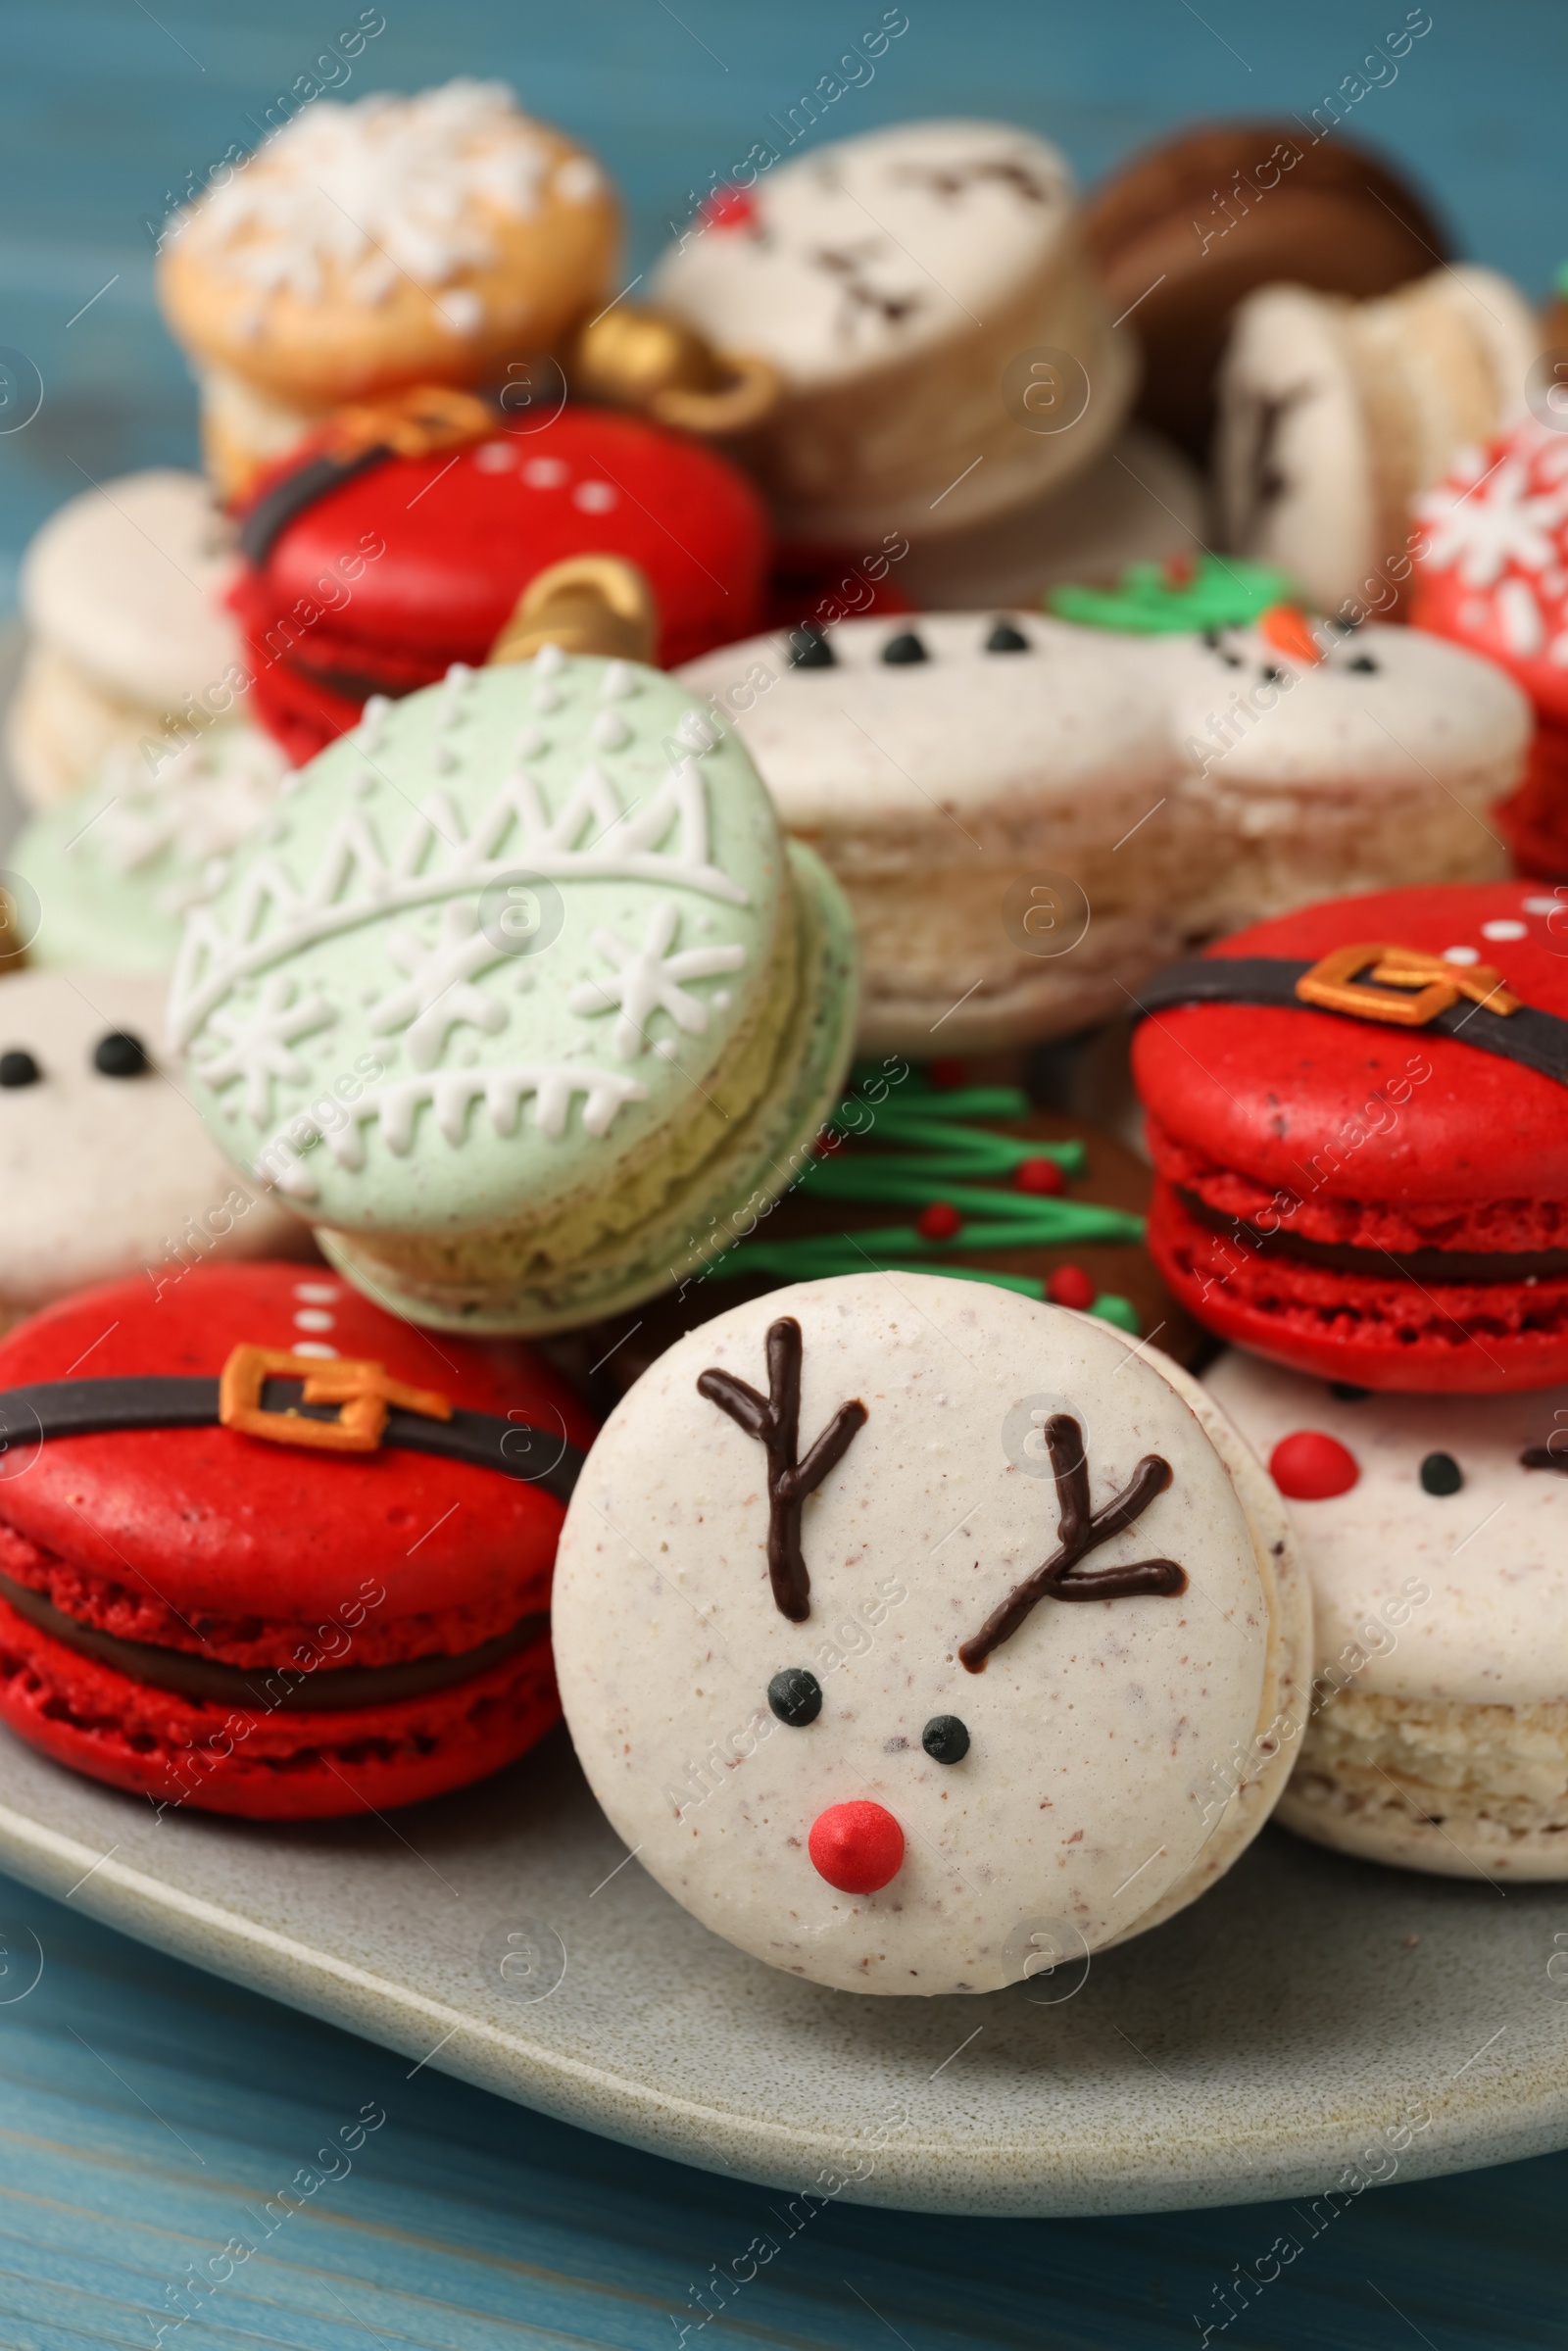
[
  {"x1": 291, "y1": 1342, "x2": 338, "y2": 1360},
  {"x1": 1481, "y1": 918, "x2": 1528, "y2": 941},
  {"x1": 600, "y1": 661, "x2": 637, "y2": 701},
  {"x1": 444, "y1": 661, "x2": 473, "y2": 688},
  {"x1": 523, "y1": 458, "x2": 569, "y2": 489},
  {"x1": 294, "y1": 1283, "x2": 340, "y2": 1301},
  {"x1": 711, "y1": 989, "x2": 731, "y2": 1011},
  {"x1": 654, "y1": 1037, "x2": 679, "y2": 1061},
  {"x1": 534, "y1": 642, "x2": 566, "y2": 677},
  {"x1": 1443, "y1": 945, "x2": 1481, "y2": 965},
  {"x1": 474, "y1": 441, "x2": 516, "y2": 471},
  {"x1": 573, "y1": 480, "x2": 616, "y2": 514},
  {"x1": 293, "y1": 1307, "x2": 335, "y2": 1332},
  {"x1": 514, "y1": 726, "x2": 546, "y2": 759},
  {"x1": 533, "y1": 682, "x2": 563, "y2": 714},
  {"x1": 1524, "y1": 895, "x2": 1563, "y2": 914},
  {"x1": 591, "y1": 709, "x2": 630, "y2": 750}
]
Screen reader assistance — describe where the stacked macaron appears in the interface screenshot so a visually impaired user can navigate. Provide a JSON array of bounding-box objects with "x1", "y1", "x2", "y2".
[{"x1": 1132, "y1": 881, "x2": 1568, "y2": 1878}]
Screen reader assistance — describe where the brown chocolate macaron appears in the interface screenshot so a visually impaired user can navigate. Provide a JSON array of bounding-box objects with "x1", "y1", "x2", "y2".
[{"x1": 1082, "y1": 121, "x2": 1448, "y2": 462}]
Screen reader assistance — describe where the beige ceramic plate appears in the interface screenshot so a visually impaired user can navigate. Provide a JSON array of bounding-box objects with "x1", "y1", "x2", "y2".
[{"x1": 2, "y1": 1722, "x2": 1566, "y2": 2217}]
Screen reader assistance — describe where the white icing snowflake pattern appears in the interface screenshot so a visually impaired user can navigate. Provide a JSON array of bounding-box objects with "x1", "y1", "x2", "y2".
[
  {"x1": 182, "y1": 81, "x2": 593, "y2": 327},
  {"x1": 367, "y1": 900, "x2": 510, "y2": 1070},
  {"x1": 192, "y1": 973, "x2": 335, "y2": 1123},
  {"x1": 1415, "y1": 446, "x2": 1568, "y2": 588},
  {"x1": 82, "y1": 734, "x2": 289, "y2": 912},
  {"x1": 569, "y1": 901, "x2": 746, "y2": 1060}
]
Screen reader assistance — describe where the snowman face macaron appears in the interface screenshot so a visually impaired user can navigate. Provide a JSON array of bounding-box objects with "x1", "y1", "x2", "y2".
[{"x1": 554, "y1": 1273, "x2": 1308, "y2": 1994}]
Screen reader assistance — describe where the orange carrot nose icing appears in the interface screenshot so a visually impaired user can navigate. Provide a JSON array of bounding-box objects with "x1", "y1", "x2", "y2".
[{"x1": 1258, "y1": 603, "x2": 1325, "y2": 665}]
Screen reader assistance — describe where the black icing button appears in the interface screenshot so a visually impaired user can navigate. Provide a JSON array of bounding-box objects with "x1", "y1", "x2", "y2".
[
  {"x1": 1347, "y1": 655, "x2": 1380, "y2": 672},
  {"x1": 0, "y1": 1050, "x2": 40, "y2": 1088},
  {"x1": 1330, "y1": 1382, "x2": 1370, "y2": 1402},
  {"x1": 922, "y1": 1713, "x2": 970, "y2": 1765},
  {"x1": 1260, "y1": 665, "x2": 1286, "y2": 685},
  {"x1": 93, "y1": 1031, "x2": 150, "y2": 1078},
  {"x1": 880, "y1": 630, "x2": 928, "y2": 664},
  {"x1": 1420, "y1": 1451, "x2": 1463, "y2": 1496},
  {"x1": 985, "y1": 619, "x2": 1030, "y2": 653},
  {"x1": 786, "y1": 626, "x2": 835, "y2": 668},
  {"x1": 767, "y1": 1666, "x2": 823, "y2": 1727}
]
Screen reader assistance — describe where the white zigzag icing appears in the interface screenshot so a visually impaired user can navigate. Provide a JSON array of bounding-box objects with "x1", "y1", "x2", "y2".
[
  {"x1": 167, "y1": 754, "x2": 746, "y2": 1052},
  {"x1": 253, "y1": 1061, "x2": 649, "y2": 1200}
]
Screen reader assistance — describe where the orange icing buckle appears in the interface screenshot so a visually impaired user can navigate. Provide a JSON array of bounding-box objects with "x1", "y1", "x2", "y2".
[
  {"x1": 219, "y1": 1346, "x2": 453, "y2": 1453},
  {"x1": 1257, "y1": 604, "x2": 1324, "y2": 665},
  {"x1": 1296, "y1": 943, "x2": 1520, "y2": 1028},
  {"x1": 321, "y1": 384, "x2": 497, "y2": 465}
]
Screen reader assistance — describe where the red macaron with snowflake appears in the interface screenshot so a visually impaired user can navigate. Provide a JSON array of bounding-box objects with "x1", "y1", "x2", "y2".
[
  {"x1": 1409, "y1": 416, "x2": 1568, "y2": 875},
  {"x1": 231, "y1": 400, "x2": 770, "y2": 763},
  {"x1": 1132, "y1": 881, "x2": 1568, "y2": 1393},
  {"x1": 0, "y1": 1261, "x2": 594, "y2": 1818}
]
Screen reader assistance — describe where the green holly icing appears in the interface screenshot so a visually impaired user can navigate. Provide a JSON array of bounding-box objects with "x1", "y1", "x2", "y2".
[{"x1": 1048, "y1": 554, "x2": 1304, "y2": 635}]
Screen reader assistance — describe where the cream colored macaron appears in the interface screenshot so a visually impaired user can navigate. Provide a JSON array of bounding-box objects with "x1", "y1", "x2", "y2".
[
  {"x1": 554, "y1": 1273, "x2": 1310, "y2": 1995},
  {"x1": 653, "y1": 119, "x2": 1134, "y2": 547},
  {"x1": 8, "y1": 469, "x2": 243, "y2": 807},
  {"x1": 0, "y1": 970, "x2": 308, "y2": 1325},
  {"x1": 159, "y1": 79, "x2": 618, "y2": 501},
  {"x1": 1214, "y1": 266, "x2": 1540, "y2": 615},
  {"x1": 678, "y1": 611, "x2": 1189, "y2": 1055},
  {"x1": 1204, "y1": 1350, "x2": 1568, "y2": 1880}
]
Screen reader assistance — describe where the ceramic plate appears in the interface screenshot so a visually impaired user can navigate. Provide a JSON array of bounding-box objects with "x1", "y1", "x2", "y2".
[{"x1": 2, "y1": 1722, "x2": 1566, "y2": 2217}]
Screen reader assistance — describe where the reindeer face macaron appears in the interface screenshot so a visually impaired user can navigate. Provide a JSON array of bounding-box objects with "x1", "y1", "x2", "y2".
[{"x1": 553, "y1": 1272, "x2": 1308, "y2": 1994}]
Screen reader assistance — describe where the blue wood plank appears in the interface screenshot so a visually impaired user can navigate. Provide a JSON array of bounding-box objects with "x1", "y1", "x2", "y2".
[{"x1": 1, "y1": 1867, "x2": 1565, "y2": 2348}]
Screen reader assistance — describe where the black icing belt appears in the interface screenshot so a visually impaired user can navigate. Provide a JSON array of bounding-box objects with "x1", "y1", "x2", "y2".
[
  {"x1": 1174, "y1": 1187, "x2": 1568, "y2": 1286},
  {"x1": 236, "y1": 445, "x2": 393, "y2": 566},
  {"x1": 1130, "y1": 957, "x2": 1568, "y2": 1089},
  {"x1": 0, "y1": 1377, "x2": 585, "y2": 1507},
  {"x1": 0, "y1": 1570, "x2": 551, "y2": 1712}
]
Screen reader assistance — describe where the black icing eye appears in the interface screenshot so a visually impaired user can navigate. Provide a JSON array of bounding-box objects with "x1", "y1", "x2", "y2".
[
  {"x1": 1420, "y1": 1451, "x2": 1463, "y2": 1495},
  {"x1": 1347, "y1": 655, "x2": 1379, "y2": 672},
  {"x1": 767, "y1": 1667, "x2": 822, "y2": 1727},
  {"x1": 922, "y1": 1714, "x2": 970, "y2": 1765},
  {"x1": 1259, "y1": 665, "x2": 1286, "y2": 685},
  {"x1": 0, "y1": 1050, "x2": 40, "y2": 1088},
  {"x1": 985, "y1": 619, "x2": 1030, "y2": 653},
  {"x1": 93, "y1": 1031, "x2": 150, "y2": 1078},
  {"x1": 880, "y1": 630, "x2": 928, "y2": 664},
  {"x1": 1330, "y1": 1382, "x2": 1370, "y2": 1402},
  {"x1": 786, "y1": 625, "x2": 835, "y2": 668}
]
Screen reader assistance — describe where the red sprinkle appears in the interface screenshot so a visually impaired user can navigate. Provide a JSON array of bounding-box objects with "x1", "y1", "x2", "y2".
[
  {"x1": 928, "y1": 1058, "x2": 966, "y2": 1089},
  {"x1": 917, "y1": 1201, "x2": 963, "y2": 1241},
  {"x1": 811, "y1": 1130, "x2": 844, "y2": 1158},
  {"x1": 1014, "y1": 1156, "x2": 1065, "y2": 1197},
  {"x1": 702, "y1": 186, "x2": 757, "y2": 230},
  {"x1": 1270, "y1": 1430, "x2": 1359, "y2": 1500},
  {"x1": 1046, "y1": 1264, "x2": 1096, "y2": 1311},
  {"x1": 1163, "y1": 551, "x2": 1197, "y2": 586}
]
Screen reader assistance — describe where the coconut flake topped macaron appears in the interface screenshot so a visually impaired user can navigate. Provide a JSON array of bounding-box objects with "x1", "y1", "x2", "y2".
[{"x1": 172, "y1": 649, "x2": 858, "y2": 1333}]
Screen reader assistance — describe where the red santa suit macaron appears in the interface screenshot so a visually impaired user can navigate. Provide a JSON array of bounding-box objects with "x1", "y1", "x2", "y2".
[
  {"x1": 230, "y1": 398, "x2": 769, "y2": 763},
  {"x1": 1132, "y1": 882, "x2": 1568, "y2": 1393},
  {"x1": 1409, "y1": 417, "x2": 1568, "y2": 877},
  {"x1": 0, "y1": 1261, "x2": 595, "y2": 1818}
]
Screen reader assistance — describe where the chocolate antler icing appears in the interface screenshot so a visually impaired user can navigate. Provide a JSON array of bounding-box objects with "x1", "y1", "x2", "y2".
[
  {"x1": 959, "y1": 1415, "x2": 1186, "y2": 1671},
  {"x1": 698, "y1": 1317, "x2": 867, "y2": 1622}
]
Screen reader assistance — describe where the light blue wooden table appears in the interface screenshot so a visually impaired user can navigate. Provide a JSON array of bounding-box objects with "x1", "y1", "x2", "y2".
[{"x1": 2, "y1": 5, "x2": 1567, "y2": 2340}]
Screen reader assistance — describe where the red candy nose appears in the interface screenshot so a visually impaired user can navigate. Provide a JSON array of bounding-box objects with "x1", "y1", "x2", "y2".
[
  {"x1": 1270, "y1": 1430, "x2": 1359, "y2": 1500},
  {"x1": 808, "y1": 1800, "x2": 905, "y2": 1892}
]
